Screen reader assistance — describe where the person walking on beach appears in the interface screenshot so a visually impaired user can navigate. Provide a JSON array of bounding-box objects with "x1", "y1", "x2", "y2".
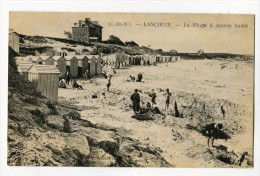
[
  {"x1": 131, "y1": 89, "x2": 141, "y2": 114},
  {"x1": 106, "y1": 75, "x2": 112, "y2": 92},
  {"x1": 164, "y1": 88, "x2": 172, "y2": 116}
]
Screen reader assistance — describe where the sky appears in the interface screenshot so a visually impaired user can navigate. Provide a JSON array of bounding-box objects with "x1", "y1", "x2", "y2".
[{"x1": 9, "y1": 12, "x2": 254, "y2": 55}]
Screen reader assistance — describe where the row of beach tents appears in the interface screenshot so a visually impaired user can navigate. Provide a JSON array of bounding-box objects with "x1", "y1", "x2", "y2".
[
  {"x1": 102, "y1": 53, "x2": 181, "y2": 68},
  {"x1": 15, "y1": 53, "x2": 180, "y2": 102},
  {"x1": 16, "y1": 55, "x2": 102, "y2": 78}
]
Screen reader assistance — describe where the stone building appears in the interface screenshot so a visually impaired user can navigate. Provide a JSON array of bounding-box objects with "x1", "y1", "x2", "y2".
[
  {"x1": 9, "y1": 29, "x2": 19, "y2": 53},
  {"x1": 72, "y1": 18, "x2": 103, "y2": 43}
]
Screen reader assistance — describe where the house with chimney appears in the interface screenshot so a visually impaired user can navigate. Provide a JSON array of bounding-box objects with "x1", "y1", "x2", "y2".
[
  {"x1": 72, "y1": 18, "x2": 103, "y2": 44},
  {"x1": 9, "y1": 29, "x2": 19, "y2": 53}
]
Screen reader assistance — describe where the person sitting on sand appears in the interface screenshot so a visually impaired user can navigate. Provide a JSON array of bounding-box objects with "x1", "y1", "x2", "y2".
[
  {"x1": 72, "y1": 79, "x2": 83, "y2": 90},
  {"x1": 131, "y1": 89, "x2": 140, "y2": 114},
  {"x1": 136, "y1": 73, "x2": 143, "y2": 82},
  {"x1": 146, "y1": 101, "x2": 151, "y2": 110},
  {"x1": 129, "y1": 75, "x2": 135, "y2": 82},
  {"x1": 59, "y1": 79, "x2": 66, "y2": 88},
  {"x1": 84, "y1": 70, "x2": 92, "y2": 80}
]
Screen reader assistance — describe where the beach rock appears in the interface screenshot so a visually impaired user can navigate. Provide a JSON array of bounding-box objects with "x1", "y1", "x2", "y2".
[
  {"x1": 116, "y1": 137, "x2": 173, "y2": 167},
  {"x1": 47, "y1": 115, "x2": 64, "y2": 130},
  {"x1": 86, "y1": 147, "x2": 116, "y2": 166}
]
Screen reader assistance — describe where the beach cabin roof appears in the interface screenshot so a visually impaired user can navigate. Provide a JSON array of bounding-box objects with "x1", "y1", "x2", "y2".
[
  {"x1": 28, "y1": 56, "x2": 40, "y2": 62},
  {"x1": 52, "y1": 56, "x2": 64, "y2": 61},
  {"x1": 39, "y1": 56, "x2": 52, "y2": 61},
  {"x1": 65, "y1": 55, "x2": 76, "y2": 61},
  {"x1": 28, "y1": 65, "x2": 60, "y2": 74},
  {"x1": 15, "y1": 57, "x2": 27, "y2": 62},
  {"x1": 85, "y1": 55, "x2": 95, "y2": 59},
  {"x1": 93, "y1": 55, "x2": 101, "y2": 59},
  {"x1": 17, "y1": 63, "x2": 33, "y2": 73},
  {"x1": 74, "y1": 55, "x2": 87, "y2": 60}
]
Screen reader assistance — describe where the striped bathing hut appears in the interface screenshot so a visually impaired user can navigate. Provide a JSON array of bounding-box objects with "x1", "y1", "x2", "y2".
[
  {"x1": 53, "y1": 56, "x2": 67, "y2": 77},
  {"x1": 17, "y1": 62, "x2": 33, "y2": 79},
  {"x1": 75, "y1": 55, "x2": 88, "y2": 76},
  {"x1": 28, "y1": 65, "x2": 60, "y2": 101},
  {"x1": 40, "y1": 56, "x2": 54, "y2": 65},
  {"x1": 65, "y1": 55, "x2": 78, "y2": 77}
]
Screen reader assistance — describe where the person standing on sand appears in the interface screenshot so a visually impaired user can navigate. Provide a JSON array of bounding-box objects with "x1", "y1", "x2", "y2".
[
  {"x1": 205, "y1": 123, "x2": 224, "y2": 148},
  {"x1": 65, "y1": 70, "x2": 71, "y2": 86},
  {"x1": 106, "y1": 75, "x2": 112, "y2": 92},
  {"x1": 164, "y1": 88, "x2": 172, "y2": 116},
  {"x1": 131, "y1": 89, "x2": 141, "y2": 114},
  {"x1": 149, "y1": 89, "x2": 157, "y2": 107}
]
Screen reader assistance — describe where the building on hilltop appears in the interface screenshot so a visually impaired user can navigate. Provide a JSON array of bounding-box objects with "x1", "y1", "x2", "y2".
[
  {"x1": 9, "y1": 29, "x2": 20, "y2": 53},
  {"x1": 72, "y1": 18, "x2": 103, "y2": 44}
]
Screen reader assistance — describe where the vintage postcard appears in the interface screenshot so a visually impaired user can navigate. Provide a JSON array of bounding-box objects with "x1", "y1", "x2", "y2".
[{"x1": 7, "y1": 12, "x2": 254, "y2": 168}]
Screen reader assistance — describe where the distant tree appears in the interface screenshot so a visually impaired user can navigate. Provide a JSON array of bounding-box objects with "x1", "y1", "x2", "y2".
[
  {"x1": 64, "y1": 31, "x2": 72, "y2": 39},
  {"x1": 170, "y1": 49, "x2": 177, "y2": 54},
  {"x1": 107, "y1": 35, "x2": 124, "y2": 46},
  {"x1": 125, "y1": 41, "x2": 139, "y2": 47},
  {"x1": 197, "y1": 49, "x2": 204, "y2": 55}
]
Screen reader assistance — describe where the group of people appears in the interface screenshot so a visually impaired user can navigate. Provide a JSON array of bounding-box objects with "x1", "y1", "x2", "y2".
[
  {"x1": 128, "y1": 73, "x2": 143, "y2": 82},
  {"x1": 130, "y1": 88, "x2": 172, "y2": 116},
  {"x1": 58, "y1": 70, "x2": 83, "y2": 90}
]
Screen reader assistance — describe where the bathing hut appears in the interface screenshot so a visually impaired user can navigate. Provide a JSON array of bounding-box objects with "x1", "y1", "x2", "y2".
[
  {"x1": 40, "y1": 56, "x2": 54, "y2": 65},
  {"x1": 132, "y1": 55, "x2": 142, "y2": 65},
  {"x1": 95, "y1": 55, "x2": 102, "y2": 75},
  {"x1": 53, "y1": 56, "x2": 66, "y2": 77},
  {"x1": 89, "y1": 56, "x2": 96, "y2": 75},
  {"x1": 28, "y1": 65, "x2": 60, "y2": 101},
  {"x1": 33, "y1": 57, "x2": 42, "y2": 64},
  {"x1": 17, "y1": 62, "x2": 33, "y2": 79},
  {"x1": 65, "y1": 55, "x2": 78, "y2": 77},
  {"x1": 102, "y1": 53, "x2": 129, "y2": 68},
  {"x1": 75, "y1": 55, "x2": 88, "y2": 76}
]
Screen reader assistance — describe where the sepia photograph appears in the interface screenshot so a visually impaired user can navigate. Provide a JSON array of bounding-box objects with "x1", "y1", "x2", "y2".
[{"x1": 6, "y1": 12, "x2": 255, "y2": 168}]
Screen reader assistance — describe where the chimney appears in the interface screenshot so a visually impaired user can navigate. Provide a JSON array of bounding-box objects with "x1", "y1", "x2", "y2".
[
  {"x1": 85, "y1": 18, "x2": 90, "y2": 22},
  {"x1": 79, "y1": 20, "x2": 82, "y2": 27}
]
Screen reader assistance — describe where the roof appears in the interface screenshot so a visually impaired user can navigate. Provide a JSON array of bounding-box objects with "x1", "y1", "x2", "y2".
[
  {"x1": 39, "y1": 56, "x2": 52, "y2": 60},
  {"x1": 73, "y1": 18, "x2": 103, "y2": 28},
  {"x1": 93, "y1": 55, "x2": 101, "y2": 59},
  {"x1": 17, "y1": 63, "x2": 33, "y2": 72},
  {"x1": 52, "y1": 56, "x2": 64, "y2": 61},
  {"x1": 87, "y1": 19, "x2": 103, "y2": 28},
  {"x1": 28, "y1": 65, "x2": 60, "y2": 74},
  {"x1": 74, "y1": 55, "x2": 87, "y2": 60},
  {"x1": 29, "y1": 56, "x2": 41, "y2": 62},
  {"x1": 65, "y1": 56, "x2": 76, "y2": 60},
  {"x1": 15, "y1": 57, "x2": 28, "y2": 62},
  {"x1": 85, "y1": 55, "x2": 95, "y2": 59}
]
